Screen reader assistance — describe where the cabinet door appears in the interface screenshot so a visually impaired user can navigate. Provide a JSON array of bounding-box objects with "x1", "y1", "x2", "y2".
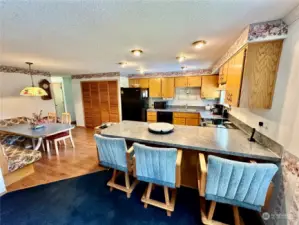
[
  {"x1": 173, "y1": 118, "x2": 186, "y2": 125},
  {"x1": 201, "y1": 76, "x2": 220, "y2": 99},
  {"x1": 149, "y1": 78, "x2": 162, "y2": 97},
  {"x1": 185, "y1": 118, "x2": 199, "y2": 126},
  {"x1": 108, "y1": 81, "x2": 119, "y2": 122},
  {"x1": 129, "y1": 79, "x2": 139, "y2": 87},
  {"x1": 187, "y1": 76, "x2": 202, "y2": 87},
  {"x1": 226, "y1": 49, "x2": 245, "y2": 107},
  {"x1": 161, "y1": 77, "x2": 174, "y2": 98},
  {"x1": 99, "y1": 82, "x2": 110, "y2": 123},
  {"x1": 139, "y1": 78, "x2": 149, "y2": 88},
  {"x1": 81, "y1": 82, "x2": 93, "y2": 128},
  {"x1": 175, "y1": 77, "x2": 187, "y2": 87}
]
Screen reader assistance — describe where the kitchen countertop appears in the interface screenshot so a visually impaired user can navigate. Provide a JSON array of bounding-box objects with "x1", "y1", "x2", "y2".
[
  {"x1": 101, "y1": 121, "x2": 280, "y2": 162},
  {"x1": 147, "y1": 108, "x2": 224, "y2": 119}
]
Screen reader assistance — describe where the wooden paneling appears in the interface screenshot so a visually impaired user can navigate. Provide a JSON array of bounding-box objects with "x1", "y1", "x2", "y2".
[
  {"x1": 81, "y1": 81, "x2": 119, "y2": 128},
  {"x1": 175, "y1": 77, "x2": 187, "y2": 87},
  {"x1": 161, "y1": 77, "x2": 175, "y2": 98},
  {"x1": 187, "y1": 76, "x2": 202, "y2": 87},
  {"x1": 244, "y1": 40, "x2": 283, "y2": 109},
  {"x1": 149, "y1": 78, "x2": 162, "y2": 98},
  {"x1": 201, "y1": 76, "x2": 220, "y2": 99},
  {"x1": 139, "y1": 79, "x2": 149, "y2": 88}
]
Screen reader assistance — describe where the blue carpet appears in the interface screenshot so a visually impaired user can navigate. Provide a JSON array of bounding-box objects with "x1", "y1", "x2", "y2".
[{"x1": 0, "y1": 171, "x2": 261, "y2": 225}]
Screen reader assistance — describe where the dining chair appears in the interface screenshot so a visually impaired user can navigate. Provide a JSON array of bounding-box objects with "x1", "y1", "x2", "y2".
[
  {"x1": 133, "y1": 143, "x2": 183, "y2": 217},
  {"x1": 48, "y1": 112, "x2": 57, "y2": 123},
  {"x1": 46, "y1": 112, "x2": 75, "y2": 155},
  {"x1": 94, "y1": 134, "x2": 139, "y2": 198},
  {"x1": 197, "y1": 154, "x2": 278, "y2": 225}
]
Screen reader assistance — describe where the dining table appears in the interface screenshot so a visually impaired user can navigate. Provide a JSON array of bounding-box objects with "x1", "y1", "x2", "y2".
[{"x1": 0, "y1": 123, "x2": 75, "y2": 150}]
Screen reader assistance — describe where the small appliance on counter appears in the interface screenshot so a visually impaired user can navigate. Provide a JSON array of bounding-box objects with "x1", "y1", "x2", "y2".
[
  {"x1": 211, "y1": 104, "x2": 224, "y2": 115},
  {"x1": 121, "y1": 88, "x2": 149, "y2": 122},
  {"x1": 154, "y1": 101, "x2": 167, "y2": 109}
]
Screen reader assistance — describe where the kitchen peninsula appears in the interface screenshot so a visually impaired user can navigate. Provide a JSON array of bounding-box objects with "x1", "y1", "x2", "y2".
[
  {"x1": 101, "y1": 121, "x2": 280, "y2": 188},
  {"x1": 101, "y1": 121, "x2": 280, "y2": 162}
]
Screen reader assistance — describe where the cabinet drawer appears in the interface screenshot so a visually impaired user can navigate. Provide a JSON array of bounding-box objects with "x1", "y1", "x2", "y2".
[
  {"x1": 173, "y1": 118, "x2": 186, "y2": 125},
  {"x1": 147, "y1": 111, "x2": 157, "y2": 116},
  {"x1": 147, "y1": 120, "x2": 157, "y2": 123},
  {"x1": 186, "y1": 118, "x2": 200, "y2": 126},
  {"x1": 147, "y1": 115, "x2": 157, "y2": 121},
  {"x1": 173, "y1": 112, "x2": 199, "y2": 119}
]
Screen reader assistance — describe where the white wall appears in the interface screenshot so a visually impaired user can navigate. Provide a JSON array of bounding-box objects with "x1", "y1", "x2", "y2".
[
  {"x1": 0, "y1": 72, "x2": 56, "y2": 119},
  {"x1": 72, "y1": 76, "x2": 127, "y2": 126},
  {"x1": 229, "y1": 19, "x2": 299, "y2": 157}
]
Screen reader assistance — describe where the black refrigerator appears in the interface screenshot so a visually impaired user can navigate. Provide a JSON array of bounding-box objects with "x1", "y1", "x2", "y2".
[{"x1": 121, "y1": 88, "x2": 149, "y2": 122}]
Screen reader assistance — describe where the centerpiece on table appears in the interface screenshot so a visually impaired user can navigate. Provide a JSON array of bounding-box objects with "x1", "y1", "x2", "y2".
[{"x1": 30, "y1": 110, "x2": 46, "y2": 130}]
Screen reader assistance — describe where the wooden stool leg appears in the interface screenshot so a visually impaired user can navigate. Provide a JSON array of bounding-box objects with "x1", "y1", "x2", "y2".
[
  {"x1": 164, "y1": 186, "x2": 171, "y2": 217},
  {"x1": 233, "y1": 206, "x2": 241, "y2": 225},
  {"x1": 110, "y1": 169, "x2": 117, "y2": 192},
  {"x1": 125, "y1": 172, "x2": 131, "y2": 198},
  {"x1": 144, "y1": 183, "x2": 153, "y2": 209},
  {"x1": 208, "y1": 201, "x2": 216, "y2": 221}
]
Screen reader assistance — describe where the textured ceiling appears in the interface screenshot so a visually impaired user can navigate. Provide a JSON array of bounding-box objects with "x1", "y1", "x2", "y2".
[{"x1": 0, "y1": 0, "x2": 298, "y2": 75}]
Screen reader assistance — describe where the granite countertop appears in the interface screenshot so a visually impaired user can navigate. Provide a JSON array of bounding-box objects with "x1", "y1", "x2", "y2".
[
  {"x1": 101, "y1": 121, "x2": 280, "y2": 162},
  {"x1": 147, "y1": 108, "x2": 223, "y2": 119}
]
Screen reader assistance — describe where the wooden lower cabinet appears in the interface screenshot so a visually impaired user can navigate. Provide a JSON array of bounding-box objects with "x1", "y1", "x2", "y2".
[
  {"x1": 81, "y1": 81, "x2": 119, "y2": 128},
  {"x1": 147, "y1": 111, "x2": 157, "y2": 123},
  {"x1": 173, "y1": 112, "x2": 201, "y2": 126}
]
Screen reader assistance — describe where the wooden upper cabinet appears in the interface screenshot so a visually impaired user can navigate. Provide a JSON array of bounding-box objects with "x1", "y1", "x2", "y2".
[
  {"x1": 175, "y1": 77, "x2": 187, "y2": 87},
  {"x1": 187, "y1": 76, "x2": 201, "y2": 87},
  {"x1": 161, "y1": 77, "x2": 175, "y2": 98},
  {"x1": 129, "y1": 79, "x2": 139, "y2": 87},
  {"x1": 201, "y1": 75, "x2": 220, "y2": 99},
  {"x1": 149, "y1": 78, "x2": 162, "y2": 97},
  {"x1": 242, "y1": 40, "x2": 283, "y2": 109},
  {"x1": 139, "y1": 78, "x2": 149, "y2": 88}
]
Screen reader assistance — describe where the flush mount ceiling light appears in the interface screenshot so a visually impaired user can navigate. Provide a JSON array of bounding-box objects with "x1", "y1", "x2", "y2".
[
  {"x1": 117, "y1": 62, "x2": 127, "y2": 68},
  {"x1": 131, "y1": 49, "x2": 143, "y2": 57},
  {"x1": 20, "y1": 62, "x2": 48, "y2": 97},
  {"x1": 176, "y1": 56, "x2": 185, "y2": 62},
  {"x1": 192, "y1": 40, "x2": 207, "y2": 49}
]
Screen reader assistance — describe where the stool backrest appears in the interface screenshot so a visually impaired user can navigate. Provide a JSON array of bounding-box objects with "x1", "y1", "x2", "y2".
[
  {"x1": 205, "y1": 155, "x2": 278, "y2": 211},
  {"x1": 133, "y1": 143, "x2": 177, "y2": 188},
  {"x1": 94, "y1": 134, "x2": 128, "y2": 172}
]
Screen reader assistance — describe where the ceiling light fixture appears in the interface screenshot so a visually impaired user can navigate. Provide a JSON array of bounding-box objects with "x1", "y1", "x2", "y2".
[
  {"x1": 176, "y1": 56, "x2": 185, "y2": 62},
  {"x1": 131, "y1": 49, "x2": 143, "y2": 57},
  {"x1": 192, "y1": 40, "x2": 207, "y2": 49},
  {"x1": 20, "y1": 62, "x2": 48, "y2": 97},
  {"x1": 117, "y1": 62, "x2": 127, "y2": 68}
]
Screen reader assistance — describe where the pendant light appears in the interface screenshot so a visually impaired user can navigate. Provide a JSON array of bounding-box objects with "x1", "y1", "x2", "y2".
[{"x1": 20, "y1": 62, "x2": 48, "y2": 97}]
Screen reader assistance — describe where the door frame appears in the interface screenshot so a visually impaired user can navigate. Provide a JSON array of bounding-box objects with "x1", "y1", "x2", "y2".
[{"x1": 51, "y1": 82, "x2": 67, "y2": 119}]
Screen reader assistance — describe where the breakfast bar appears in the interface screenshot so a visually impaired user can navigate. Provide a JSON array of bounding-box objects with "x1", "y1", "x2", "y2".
[
  {"x1": 101, "y1": 121, "x2": 280, "y2": 189},
  {"x1": 101, "y1": 121, "x2": 280, "y2": 162}
]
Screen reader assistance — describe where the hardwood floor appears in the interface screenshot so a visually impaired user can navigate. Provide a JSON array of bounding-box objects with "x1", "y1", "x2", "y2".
[{"x1": 7, "y1": 127, "x2": 105, "y2": 192}]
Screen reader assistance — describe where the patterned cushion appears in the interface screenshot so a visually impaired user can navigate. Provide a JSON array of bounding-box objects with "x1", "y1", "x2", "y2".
[
  {"x1": 3, "y1": 144, "x2": 42, "y2": 172},
  {"x1": 0, "y1": 117, "x2": 41, "y2": 173}
]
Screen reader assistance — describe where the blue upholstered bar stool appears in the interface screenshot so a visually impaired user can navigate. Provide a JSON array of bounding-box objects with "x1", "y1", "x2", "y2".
[
  {"x1": 94, "y1": 134, "x2": 139, "y2": 198},
  {"x1": 197, "y1": 154, "x2": 278, "y2": 225},
  {"x1": 133, "y1": 143, "x2": 183, "y2": 217}
]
